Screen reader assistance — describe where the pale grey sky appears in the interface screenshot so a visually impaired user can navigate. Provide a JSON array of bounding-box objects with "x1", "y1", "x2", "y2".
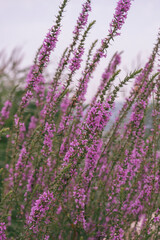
[{"x1": 0, "y1": 0, "x2": 160, "y2": 100}]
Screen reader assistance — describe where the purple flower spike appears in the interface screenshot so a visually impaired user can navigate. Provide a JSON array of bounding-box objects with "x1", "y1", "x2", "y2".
[{"x1": 109, "y1": 0, "x2": 133, "y2": 37}]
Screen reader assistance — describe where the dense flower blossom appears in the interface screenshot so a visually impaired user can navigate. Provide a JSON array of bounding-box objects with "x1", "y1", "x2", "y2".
[
  {"x1": 86, "y1": 100, "x2": 112, "y2": 134},
  {"x1": 15, "y1": 145, "x2": 27, "y2": 171},
  {"x1": 109, "y1": 0, "x2": 132, "y2": 36},
  {"x1": 27, "y1": 191, "x2": 55, "y2": 233},
  {"x1": 73, "y1": 186, "x2": 86, "y2": 227},
  {"x1": 69, "y1": 101, "x2": 113, "y2": 227},
  {"x1": 20, "y1": 90, "x2": 33, "y2": 108},
  {"x1": 40, "y1": 86, "x2": 63, "y2": 120},
  {"x1": 0, "y1": 222, "x2": 6, "y2": 240},
  {"x1": 41, "y1": 122, "x2": 55, "y2": 157},
  {"x1": 0, "y1": 100, "x2": 12, "y2": 125},
  {"x1": 38, "y1": 27, "x2": 61, "y2": 68},
  {"x1": 69, "y1": 47, "x2": 84, "y2": 72},
  {"x1": 26, "y1": 65, "x2": 39, "y2": 89},
  {"x1": 73, "y1": 0, "x2": 91, "y2": 37},
  {"x1": 83, "y1": 139, "x2": 103, "y2": 182}
]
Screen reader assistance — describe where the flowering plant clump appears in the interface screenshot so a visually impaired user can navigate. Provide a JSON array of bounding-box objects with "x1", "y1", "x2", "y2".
[{"x1": 0, "y1": 0, "x2": 160, "y2": 239}]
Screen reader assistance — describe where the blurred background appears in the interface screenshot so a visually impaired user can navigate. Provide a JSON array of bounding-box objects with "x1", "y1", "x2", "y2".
[
  {"x1": 1, "y1": 0, "x2": 160, "y2": 65},
  {"x1": 0, "y1": 0, "x2": 160, "y2": 100}
]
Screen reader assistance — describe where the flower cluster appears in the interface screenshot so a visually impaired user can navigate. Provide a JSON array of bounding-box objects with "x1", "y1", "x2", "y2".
[
  {"x1": 20, "y1": 90, "x2": 33, "y2": 108},
  {"x1": 109, "y1": 0, "x2": 132, "y2": 36},
  {"x1": 0, "y1": 100, "x2": 12, "y2": 126},
  {"x1": 0, "y1": 223, "x2": 6, "y2": 240},
  {"x1": 38, "y1": 27, "x2": 61, "y2": 68},
  {"x1": 69, "y1": 47, "x2": 85, "y2": 72},
  {"x1": 27, "y1": 191, "x2": 55, "y2": 233},
  {"x1": 86, "y1": 100, "x2": 112, "y2": 134},
  {"x1": 1, "y1": 0, "x2": 160, "y2": 239},
  {"x1": 73, "y1": 0, "x2": 91, "y2": 37}
]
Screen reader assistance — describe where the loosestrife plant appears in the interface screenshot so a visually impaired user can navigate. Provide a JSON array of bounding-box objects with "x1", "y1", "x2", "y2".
[{"x1": 0, "y1": 0, "x2": 160, "y2": 239}]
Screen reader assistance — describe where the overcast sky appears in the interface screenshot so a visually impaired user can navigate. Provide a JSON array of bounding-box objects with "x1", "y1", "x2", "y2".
[{"x1": 0, "y1": 0, "x2": 160, "y2": 100}]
